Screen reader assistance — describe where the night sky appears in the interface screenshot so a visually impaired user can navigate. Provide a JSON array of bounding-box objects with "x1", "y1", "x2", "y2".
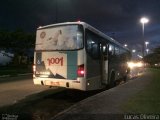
[{"x1": 1, "y1": 0, "x2": 160, "y2": 51}]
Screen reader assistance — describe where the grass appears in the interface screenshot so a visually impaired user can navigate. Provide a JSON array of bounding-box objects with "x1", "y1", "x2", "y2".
[
  {"x1": 122, "y1": 68, "x2": 160, "y2": 113},
  {"x1": 0, "y1": 65, "x2": 32, "y2": 76}
]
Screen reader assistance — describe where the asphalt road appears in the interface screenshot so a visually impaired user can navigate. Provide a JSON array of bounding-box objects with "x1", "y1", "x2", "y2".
[{"x1": 0, "y1": 76, "x2": 50, "y2": 107}]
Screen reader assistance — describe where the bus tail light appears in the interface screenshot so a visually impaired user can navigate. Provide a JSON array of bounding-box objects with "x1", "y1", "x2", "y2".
[
  {"x1": 33, "y1": 64, "x2": 36, "y2": 73},
  {"x1": 77, "y1": 64, "x2": 85, "y2": 77}
]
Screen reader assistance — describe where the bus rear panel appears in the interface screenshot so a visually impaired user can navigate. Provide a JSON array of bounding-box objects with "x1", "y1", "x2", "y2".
[{"x1": 33, "y1": 24, "x2": 87, "y2": 90}]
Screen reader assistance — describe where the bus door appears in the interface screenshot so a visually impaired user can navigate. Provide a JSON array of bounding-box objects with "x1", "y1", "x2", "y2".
[{"x1": 100, "y1": 43, "x2": 108, "y2": 85}]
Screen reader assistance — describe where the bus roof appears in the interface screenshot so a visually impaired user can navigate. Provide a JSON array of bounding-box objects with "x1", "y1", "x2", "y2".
[{"x1": 37, "y1": 21, "x2": 130, "y2": 51}]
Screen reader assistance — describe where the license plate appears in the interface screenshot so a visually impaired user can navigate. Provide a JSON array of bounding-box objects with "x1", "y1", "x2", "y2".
[{"x1": 45, "y1": 81, "x2": 60, "y2": 86}]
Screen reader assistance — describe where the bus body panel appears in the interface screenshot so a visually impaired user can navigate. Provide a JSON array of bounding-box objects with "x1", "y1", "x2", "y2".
[{"x1": 86, "y1": 54, "x2": 102, "y2": 90}]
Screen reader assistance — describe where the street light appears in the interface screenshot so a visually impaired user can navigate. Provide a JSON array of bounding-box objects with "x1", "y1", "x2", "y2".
[
  {"x1": 140, "y1": 17, "x2": 149, "y2": 57},
  {"x1": 124, "y1": 44, "x2": 128, "y2": 47},
  {"x1": 132, "y1": 49, "x2": 136, "y2": 53},
  {"x1": 146, "y1": 49, "x2": 149, "y2": 54},
  {"x1": 145, "y1": 41, "x2": 149, "y2": 48},
  {"x1": 137, "y1": 55, "x2": 143, "y2": 59}
]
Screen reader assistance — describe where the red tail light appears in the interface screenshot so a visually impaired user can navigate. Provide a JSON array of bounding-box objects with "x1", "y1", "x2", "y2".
[{"x1": 77, "y1": 64, "x2": 85, "y2": 77}]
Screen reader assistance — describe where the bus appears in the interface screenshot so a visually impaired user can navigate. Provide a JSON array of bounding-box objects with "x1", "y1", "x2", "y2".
[{"x1": 33, "y1": 22, "x2": 131, "y2": 91}]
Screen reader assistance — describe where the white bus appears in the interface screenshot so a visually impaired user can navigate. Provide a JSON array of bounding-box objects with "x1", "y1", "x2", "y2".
[{"x1": 33, "y1": 22, "x2": 131, "y2": 91}]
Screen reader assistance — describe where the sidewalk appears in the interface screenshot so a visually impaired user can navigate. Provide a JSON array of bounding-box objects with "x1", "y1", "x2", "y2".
[{"x1": 51, "y1": 71, "x2": 152, "y2": 120}]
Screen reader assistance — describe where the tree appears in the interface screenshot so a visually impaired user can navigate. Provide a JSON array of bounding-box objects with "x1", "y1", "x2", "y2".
[
  {"x1": 0, "y1": 29, "x2": 35, "y2": 65},
  {"x1": 144, "y1": 46, "x2": 160, "y2": 65},
  {"x1": 0, "y1": 29, "x2": 35, "y2": 53}
]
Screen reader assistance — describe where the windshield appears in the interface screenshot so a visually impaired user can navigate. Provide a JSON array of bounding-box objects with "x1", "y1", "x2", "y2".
[{"x1": 35, "y1": 25, "x2": 83, "y2": 50}]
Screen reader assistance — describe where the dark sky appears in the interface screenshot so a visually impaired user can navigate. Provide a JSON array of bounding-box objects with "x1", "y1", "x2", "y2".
[{"x1": 1, "y1": 0, "x2": 160, "y2": 50}]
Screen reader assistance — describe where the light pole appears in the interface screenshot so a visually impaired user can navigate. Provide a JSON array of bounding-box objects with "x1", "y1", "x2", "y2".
[
  {"x1": 140, "y1": 17, "x2": 149, "y2": 57},
  {"x1": 55, "y1": 0, "x2": 58, "y2": 23}
]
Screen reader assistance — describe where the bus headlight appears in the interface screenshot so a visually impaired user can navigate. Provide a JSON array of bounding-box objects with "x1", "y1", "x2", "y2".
[
  {"x1": 137, "y1": 62, "x2": 143, "y2": 67},
  {"x1": 127, "y1": 62, "x2": 135, "y2": 69},
  {"x1": 127, "y1": 61, "x2": 144, "y2": 69}
]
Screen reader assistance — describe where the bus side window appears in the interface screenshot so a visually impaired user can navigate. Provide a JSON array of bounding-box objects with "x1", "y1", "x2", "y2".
[
  {"x1": 115, "y1": 47, "x2": 119, "y2": 56},
  {"x1": 102, "y1": 44, "x2": 108, "y2": 55},
  {"x1": 86, "y1": 30, "x2": 100, "y2": 59},
  {"x1": 102, "y1": 44, "x2": 108, "y2": 60},
  {"x1": 109, "y1": 44, "x2": 114, "y2": 56}
]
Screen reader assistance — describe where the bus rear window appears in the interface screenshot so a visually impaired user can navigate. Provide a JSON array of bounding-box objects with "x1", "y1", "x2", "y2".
[{"x1": 35, "y1": 25, "x2": 83, "y2": 50}]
